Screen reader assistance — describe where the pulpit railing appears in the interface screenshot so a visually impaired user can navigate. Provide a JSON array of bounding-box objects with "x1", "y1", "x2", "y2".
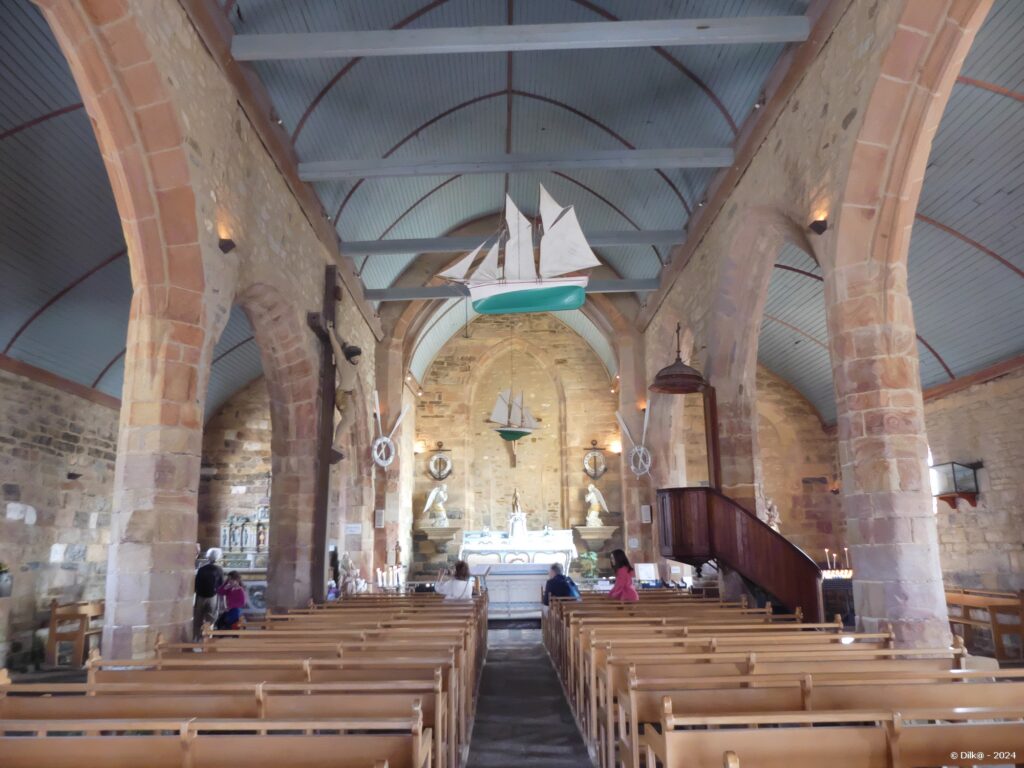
[{"x1": 658, "y1": 487, "x2": 823, "y2": 621}]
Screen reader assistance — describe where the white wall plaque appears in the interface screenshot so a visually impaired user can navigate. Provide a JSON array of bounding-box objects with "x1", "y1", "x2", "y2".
[
  {"x1": 640, "y1": 504, "x2": 652, "y2": 524},
  {"x1": 344, "y1": 523, "x2": 362, "y2": 535}
]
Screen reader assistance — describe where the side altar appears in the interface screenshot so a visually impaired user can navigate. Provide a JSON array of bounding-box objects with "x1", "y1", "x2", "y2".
[{"x1": 216, "y1": 508, "x2": 269, "y2": 613}]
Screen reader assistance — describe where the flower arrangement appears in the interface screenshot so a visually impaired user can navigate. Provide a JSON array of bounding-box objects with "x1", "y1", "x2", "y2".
[{"x1": 577, "y1": 551, "x2": 599, "y2": 580}]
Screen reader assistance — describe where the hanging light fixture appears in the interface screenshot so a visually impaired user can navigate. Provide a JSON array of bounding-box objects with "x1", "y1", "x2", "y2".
[{"x1": 649, "y1": 323, "x2": 707, "y2": 394}]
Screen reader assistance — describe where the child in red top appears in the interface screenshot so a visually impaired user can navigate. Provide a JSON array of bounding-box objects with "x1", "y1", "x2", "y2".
[
  {"x1": 215, "y1": 570, "x2": 247, "y2": 629},
  {"x1": 608, "y1": 549, "x2": 639, "y2": 602}
]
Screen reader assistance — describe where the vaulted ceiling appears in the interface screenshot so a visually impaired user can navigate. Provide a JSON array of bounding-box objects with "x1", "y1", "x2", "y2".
[{"x1": 1, "y1": 0, "x2": 1020, "y2": 426}]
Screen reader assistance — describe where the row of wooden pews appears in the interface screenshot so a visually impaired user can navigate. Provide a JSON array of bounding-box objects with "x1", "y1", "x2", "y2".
[
  {"x1": 544, "y1": 590, "x2": 1024, "y2": 768},
  {"x1": 0, "y1": 592, "x2": 488, "y2": 768}
]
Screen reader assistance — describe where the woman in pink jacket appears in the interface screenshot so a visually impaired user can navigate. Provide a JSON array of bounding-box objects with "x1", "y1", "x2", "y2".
[{"x1": 608, "y1": 549, "x2": 639, "y2": 602}]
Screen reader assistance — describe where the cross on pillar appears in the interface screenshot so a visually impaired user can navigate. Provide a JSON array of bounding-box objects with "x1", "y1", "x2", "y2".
[{"x1": 306, "y1": 265, "x2": 338, "y2": 601}]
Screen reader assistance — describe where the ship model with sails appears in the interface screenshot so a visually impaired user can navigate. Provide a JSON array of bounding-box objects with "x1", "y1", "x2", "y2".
[{"x1": 439, "y1": 185, "x2": 601, "y2": 315}]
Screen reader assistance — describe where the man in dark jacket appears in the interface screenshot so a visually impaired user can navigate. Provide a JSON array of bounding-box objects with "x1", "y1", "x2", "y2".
[
  {"x1": 543, "y1": 562, "x2": 580, "y2": 606},
  {"x1": 193, "y1": 548, "x2": 224, "y2": 641}
]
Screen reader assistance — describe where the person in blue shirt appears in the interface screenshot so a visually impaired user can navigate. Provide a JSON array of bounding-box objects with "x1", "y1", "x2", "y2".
[{"x1": 543, "y1": 562, "x2": 580, "y2": 606}]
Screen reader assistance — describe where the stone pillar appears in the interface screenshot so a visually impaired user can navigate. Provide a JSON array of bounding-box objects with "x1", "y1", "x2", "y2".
[
  {"x1": 104, "y1": 297, "x2": 210, "y2": 657},
  {"x1": 714, "y1": 388, "x2": 762, "y2": 515},
  {"x1": 825, "y1": 244, "x2": 950, "y2": 647}
]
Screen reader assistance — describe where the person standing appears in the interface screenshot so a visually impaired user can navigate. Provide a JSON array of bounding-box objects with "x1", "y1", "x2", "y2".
[
  {"x1": 193, "y1": 548, "x2": 224, "y2": 641},
  {"x1": 608, "y1": 548, "x2": 639, "y2": 603}
]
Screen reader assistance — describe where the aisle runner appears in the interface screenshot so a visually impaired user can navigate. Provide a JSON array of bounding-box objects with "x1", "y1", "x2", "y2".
[{"x1": 467, "y1": 627, "x2": 591, "y2": 767}]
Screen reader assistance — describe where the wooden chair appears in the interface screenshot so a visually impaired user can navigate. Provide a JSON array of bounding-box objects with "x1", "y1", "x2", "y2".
[{"x1": 45, "y1": 599, "x2": 103, "y2": 667}]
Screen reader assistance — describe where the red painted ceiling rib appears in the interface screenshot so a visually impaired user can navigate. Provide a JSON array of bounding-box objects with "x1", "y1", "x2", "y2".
[
  {"x1": 91, "y1": 348, "x2": 126, "y2": 389},
  {"x1": 0, "y1": 102, "x2": 83, "y2": 142},
  {"x1": 291, "y1": 0, "x2": 738, "y2": 145},
  {"x1": 763, "y1": 313, "x2": 827, "y2": 349},
  {"x1": 771, "y1": 262, "x2": 956, "y2": 381},
  {"x1": 955, "y1": 75, "x2": 1024, "y2": 104},
  {"x1": 333, "y1": 89, "x2": 693, "y2": 226},
  {"x1": 292, "y1": 0, "x2": 451, "y2": 142},
  {"x1": 4, "y1": 249, "x2": 127, "y2": 354},
  {"x1": 915, "y1": 213, "x2": 1024, "y2": 281}
]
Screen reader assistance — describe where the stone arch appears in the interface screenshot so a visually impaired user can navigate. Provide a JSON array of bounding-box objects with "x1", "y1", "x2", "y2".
[
  {"x1": 465, "y1": 335, "x2": 571, "y2": 528},
  {"x1": 36, "y1": 0, "x2": 220, "y2": 655},
  {"x1": 235, "y1": 282, "x2": 320, "y2": 609},
  {"x1": 703, "y1": 206, "x2": 814, "y2": 513},
  {"x1": 823, "y1": 0, "x2": 993, "y2": 647}
]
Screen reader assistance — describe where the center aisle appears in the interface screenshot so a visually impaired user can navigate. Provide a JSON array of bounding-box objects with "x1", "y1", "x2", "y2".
[{"x1": 466, "y1": 626, "x2": 592, "y2": 768}]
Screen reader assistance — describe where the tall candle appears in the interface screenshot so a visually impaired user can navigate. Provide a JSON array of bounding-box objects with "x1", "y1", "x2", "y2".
[
  {"x1": 844, "y1": 547, "x2": 850, "y2": 569},
  {"x1": 824, "y1": 548, "x2": 830, "y2": 567}
]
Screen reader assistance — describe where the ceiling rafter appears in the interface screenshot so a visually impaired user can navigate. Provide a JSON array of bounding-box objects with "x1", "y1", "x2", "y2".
[
  {"x1": 332, "y1": 88, "x2": 694, "y2": 225},
  {"x1": 232, "y1": 16, "x2": 811, "y2": 61},
  {"x1": 915, "y1": 213, "x2": 1024, "y2": 280},
  {"x1": 341, "y1": 229, "x2": 684, "y2": 256},
  {"x1": 0, "y1": 102, "x2": 83, "y2": 141},
  {"x1": 955, "y1": 75, "x2": 1024, "y2": 104}
]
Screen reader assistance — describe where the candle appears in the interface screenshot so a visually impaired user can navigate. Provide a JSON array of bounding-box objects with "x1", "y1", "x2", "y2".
[
  {"x1": 832, "y1": 553, "x2": 838, "y2": 569},
  {"x1": 844, "y1": 547, "x2": 850, "y2": 569},
  {"x1": 824, "y1": 548, "x2": 830, "y2": 567}
]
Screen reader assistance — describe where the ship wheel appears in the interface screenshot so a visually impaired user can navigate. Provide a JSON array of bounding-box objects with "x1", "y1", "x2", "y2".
[{"x1": 629, "y1": 445, "x2": 652, "y2": 477}]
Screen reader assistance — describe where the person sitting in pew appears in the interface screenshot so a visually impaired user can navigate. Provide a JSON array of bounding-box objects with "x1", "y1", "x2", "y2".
[
  {"x1": 215, "y1": 571, "x2": 248, "y2": 629},
  {"x1": 608, "y1": 549, "x2": 639, "y2": 603},
  {"x1": 543, "y1": 563, "x2": 580, "y2": 607},
  {"x1": 435, "y1": 561, "x2": 475, "y2": 601}
]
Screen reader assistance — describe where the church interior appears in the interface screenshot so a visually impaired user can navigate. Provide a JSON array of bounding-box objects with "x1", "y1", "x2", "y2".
[{"x1": 1, "y1": 0, "x2": 1023, "y2": 765}]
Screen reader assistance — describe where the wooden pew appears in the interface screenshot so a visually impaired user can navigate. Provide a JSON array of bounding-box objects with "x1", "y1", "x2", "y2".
[
  {"x1": 593, "y1": 646, "x2": 967, "y2": 768},
  {"x1": 641, "y1": 702, "x2": 1024, "y2": 768},
  {"x1": 45, "y1": 598, "x2": 103, "y2": 667},
  {"x1": 617, "y1": 668, "x2": 1024, "y2": 768},
  {"x1": 0, "y1": 709, "x2": 432, "y2": 768},
  {"x1": 0, "y1": 680, "x2": 447, "y2": 768},
  {"x1": 87, "y1": 654, "x2": 461, "y2": 768},
  {"x1": 946, "y1": 586, "x2": 1023, "y2": 661}
]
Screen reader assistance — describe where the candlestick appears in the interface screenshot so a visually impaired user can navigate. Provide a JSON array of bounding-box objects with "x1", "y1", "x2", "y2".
[
  {"x1": 844, "y1": 547, "x2": 850, "y2": 569},
  {"x1": 832, "y1": 553, "x2": 838, "y2": 569},
  {"x1": 824, "y1": 548, "x2": 830, "y2": 567}
]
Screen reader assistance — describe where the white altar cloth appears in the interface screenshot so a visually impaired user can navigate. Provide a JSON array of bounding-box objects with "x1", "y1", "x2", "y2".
[{"x1": 459, "y1": 529, "x2": 577, "y2": 570}]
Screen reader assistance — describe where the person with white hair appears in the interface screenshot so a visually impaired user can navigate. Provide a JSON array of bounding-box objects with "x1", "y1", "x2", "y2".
[{"x1": 193, "y1": 547, "x2": 224, "y2": 641}]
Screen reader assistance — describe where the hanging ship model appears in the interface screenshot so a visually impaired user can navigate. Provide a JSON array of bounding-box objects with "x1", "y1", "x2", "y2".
[
  {"x1": 439, "y1": 185, "x2": 601, "y2": 315},
  {"x1": 489, "y1": 388, "x2": 539, "y2": 442}
]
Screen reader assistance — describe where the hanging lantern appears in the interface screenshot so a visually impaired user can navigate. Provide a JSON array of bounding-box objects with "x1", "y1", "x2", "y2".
[{"x1": 649, "y1": 323, "x2": 707, "y2": 394}]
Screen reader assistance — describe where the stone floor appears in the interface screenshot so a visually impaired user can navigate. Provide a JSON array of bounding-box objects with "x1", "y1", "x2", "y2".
[{"x1": 467, "y1": 627, "x2": 592, "y2": 768}]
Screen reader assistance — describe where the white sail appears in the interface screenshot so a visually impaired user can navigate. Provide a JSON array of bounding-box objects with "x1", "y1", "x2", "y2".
[
  {"x1": 438, "y1": 242, "x2": 484, "y2": 282},
  {"x1": 504, "y1": 195, "x2": 537, "y2": 282},
  {"x1": 490, "y1": 389, "x2": 512, "y2": 424},
  {"x1": 509, "y1": 391, "x2": 525, "y2": 427},
  {"x1": 475, "y1": 240, "x2": 501, "y2": 282},
  {"x1": 538, "y1": 183, "x2": 567, "y2": 232},
  {"x1": 521, "y1": 404, "x2": 539, "y2": 429},
  {"x1": 539, "y1": 204, "x2": 601, "y2": 278}
]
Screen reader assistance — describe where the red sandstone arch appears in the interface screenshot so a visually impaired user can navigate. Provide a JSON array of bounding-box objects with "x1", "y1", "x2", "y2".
[
  {"x1": 36, "y1": 0, "x2": 214, "y2": 656},
  {"x1": 824, "y1": 0, "x2": 993, "y2": 648},
  {"x1": 235, "y1": 282, "x2": 320, "y2": 609}
]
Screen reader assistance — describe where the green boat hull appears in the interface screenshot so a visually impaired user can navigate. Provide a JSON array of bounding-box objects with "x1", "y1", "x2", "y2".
[
  {"x1": 472, "y1": 285, "x2": 586, "y2": 315},
  {"x1": 496, "y1": 428, "x2": 531, "y2": 442}
]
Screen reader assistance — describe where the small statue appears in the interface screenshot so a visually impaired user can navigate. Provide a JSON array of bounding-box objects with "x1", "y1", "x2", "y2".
[
  {"x1": 585, "y1": 483, "x2": 608, "y2": 527},
  {"x1": 508, "y1": 488, "x2": 528, "y2": 539},
  {"x1": 338, "y1": 551, "x2": 367, "y2": 596},
  {"x1": 423, "y1": 483, "x2": 449, "y2": 527},
  {"x1": 765, "y1": 497, "x2": 781, "y2": 532}
]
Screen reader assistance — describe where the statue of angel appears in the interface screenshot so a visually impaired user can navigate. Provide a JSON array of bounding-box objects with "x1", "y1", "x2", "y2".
[
  {"x1": 765, "y1": 497, "x2": 781, "y2": 532},
  {"x1": 585, "y1": 483, "x2": 608, "y2": 527},
  {"x1": 423, "y1": 483, "x2": 449, "y2": 527}
]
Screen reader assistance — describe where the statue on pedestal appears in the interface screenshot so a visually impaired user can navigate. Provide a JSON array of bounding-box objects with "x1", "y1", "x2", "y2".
[
  {"x1": 585, "y1": 484, "x2": 608, "y2": 527},
  {"x1": 423, "y1": 483, "x2": 450, "y2": 527},
  {"x1": 338, "y1": 551, "x2": 367, "y2": 596},
  {"x1": 508, "y1": 488, "x2": 528, "y2": 539}
]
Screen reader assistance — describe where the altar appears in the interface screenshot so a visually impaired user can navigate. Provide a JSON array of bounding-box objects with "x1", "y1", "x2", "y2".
[{"x1": 460, "y1": 528, "x2": 577, "y2": 619}]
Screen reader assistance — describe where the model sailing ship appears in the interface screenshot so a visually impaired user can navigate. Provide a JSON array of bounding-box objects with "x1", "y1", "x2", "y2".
[
  {"x1": 489, "y1": 388, "x2": 539, "y2": 442},
  {"x1": 439, "y1": 185, "x2": 601, "y2": 315}
]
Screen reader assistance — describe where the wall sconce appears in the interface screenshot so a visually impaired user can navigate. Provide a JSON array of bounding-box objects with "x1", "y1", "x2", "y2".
[
  {"x1": 930, "y1": 461, "x2": 982, "y2": 508},
  {"x1": 218, "y1": 238, "x2": 237, "y2": 254},
  {"x1": 609, "y1": 439, "x2": 622, "y2": 455},
  {"x1": 808, "y1": 219, "x2": 828, "y2": 235},
  {"x1": 413, "y1": 440, "x2": 427, "y2": 455}
]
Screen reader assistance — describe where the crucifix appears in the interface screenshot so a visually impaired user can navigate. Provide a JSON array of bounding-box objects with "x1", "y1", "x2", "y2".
[{"x1": 305, "y1": 264, "x2": 351, "y2": 601}]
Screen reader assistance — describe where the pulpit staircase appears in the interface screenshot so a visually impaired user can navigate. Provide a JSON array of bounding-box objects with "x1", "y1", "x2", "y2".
[{"x1": 657, "y1": 487, "x2": 824, "y2": 621}]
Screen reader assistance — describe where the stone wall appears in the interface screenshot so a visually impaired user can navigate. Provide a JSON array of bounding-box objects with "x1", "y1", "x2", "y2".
[
  {"x1": 926, "y1": 368, "x2": 1024, "y2": 591},
  {"x1": 197, "y1": 378, "x2": 272, "y2": 549},
  {"x1": 756, "y1": 368, "x2": 843, "y2": 558},
  {"x1": 413, "y1": 313, "x2": 620, "y2": 573},
  {"x1": 0, "y1": 369, "x2": 116, "y2": 666}
]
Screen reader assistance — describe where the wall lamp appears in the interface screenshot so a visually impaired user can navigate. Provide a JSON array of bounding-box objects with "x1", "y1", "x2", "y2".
[
  {"x1": 218, "y1": 238, "x2": 237, "y2": 254},
  {"x1": 808, "y1": 219, "x2": 828, "y2": 235}
]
